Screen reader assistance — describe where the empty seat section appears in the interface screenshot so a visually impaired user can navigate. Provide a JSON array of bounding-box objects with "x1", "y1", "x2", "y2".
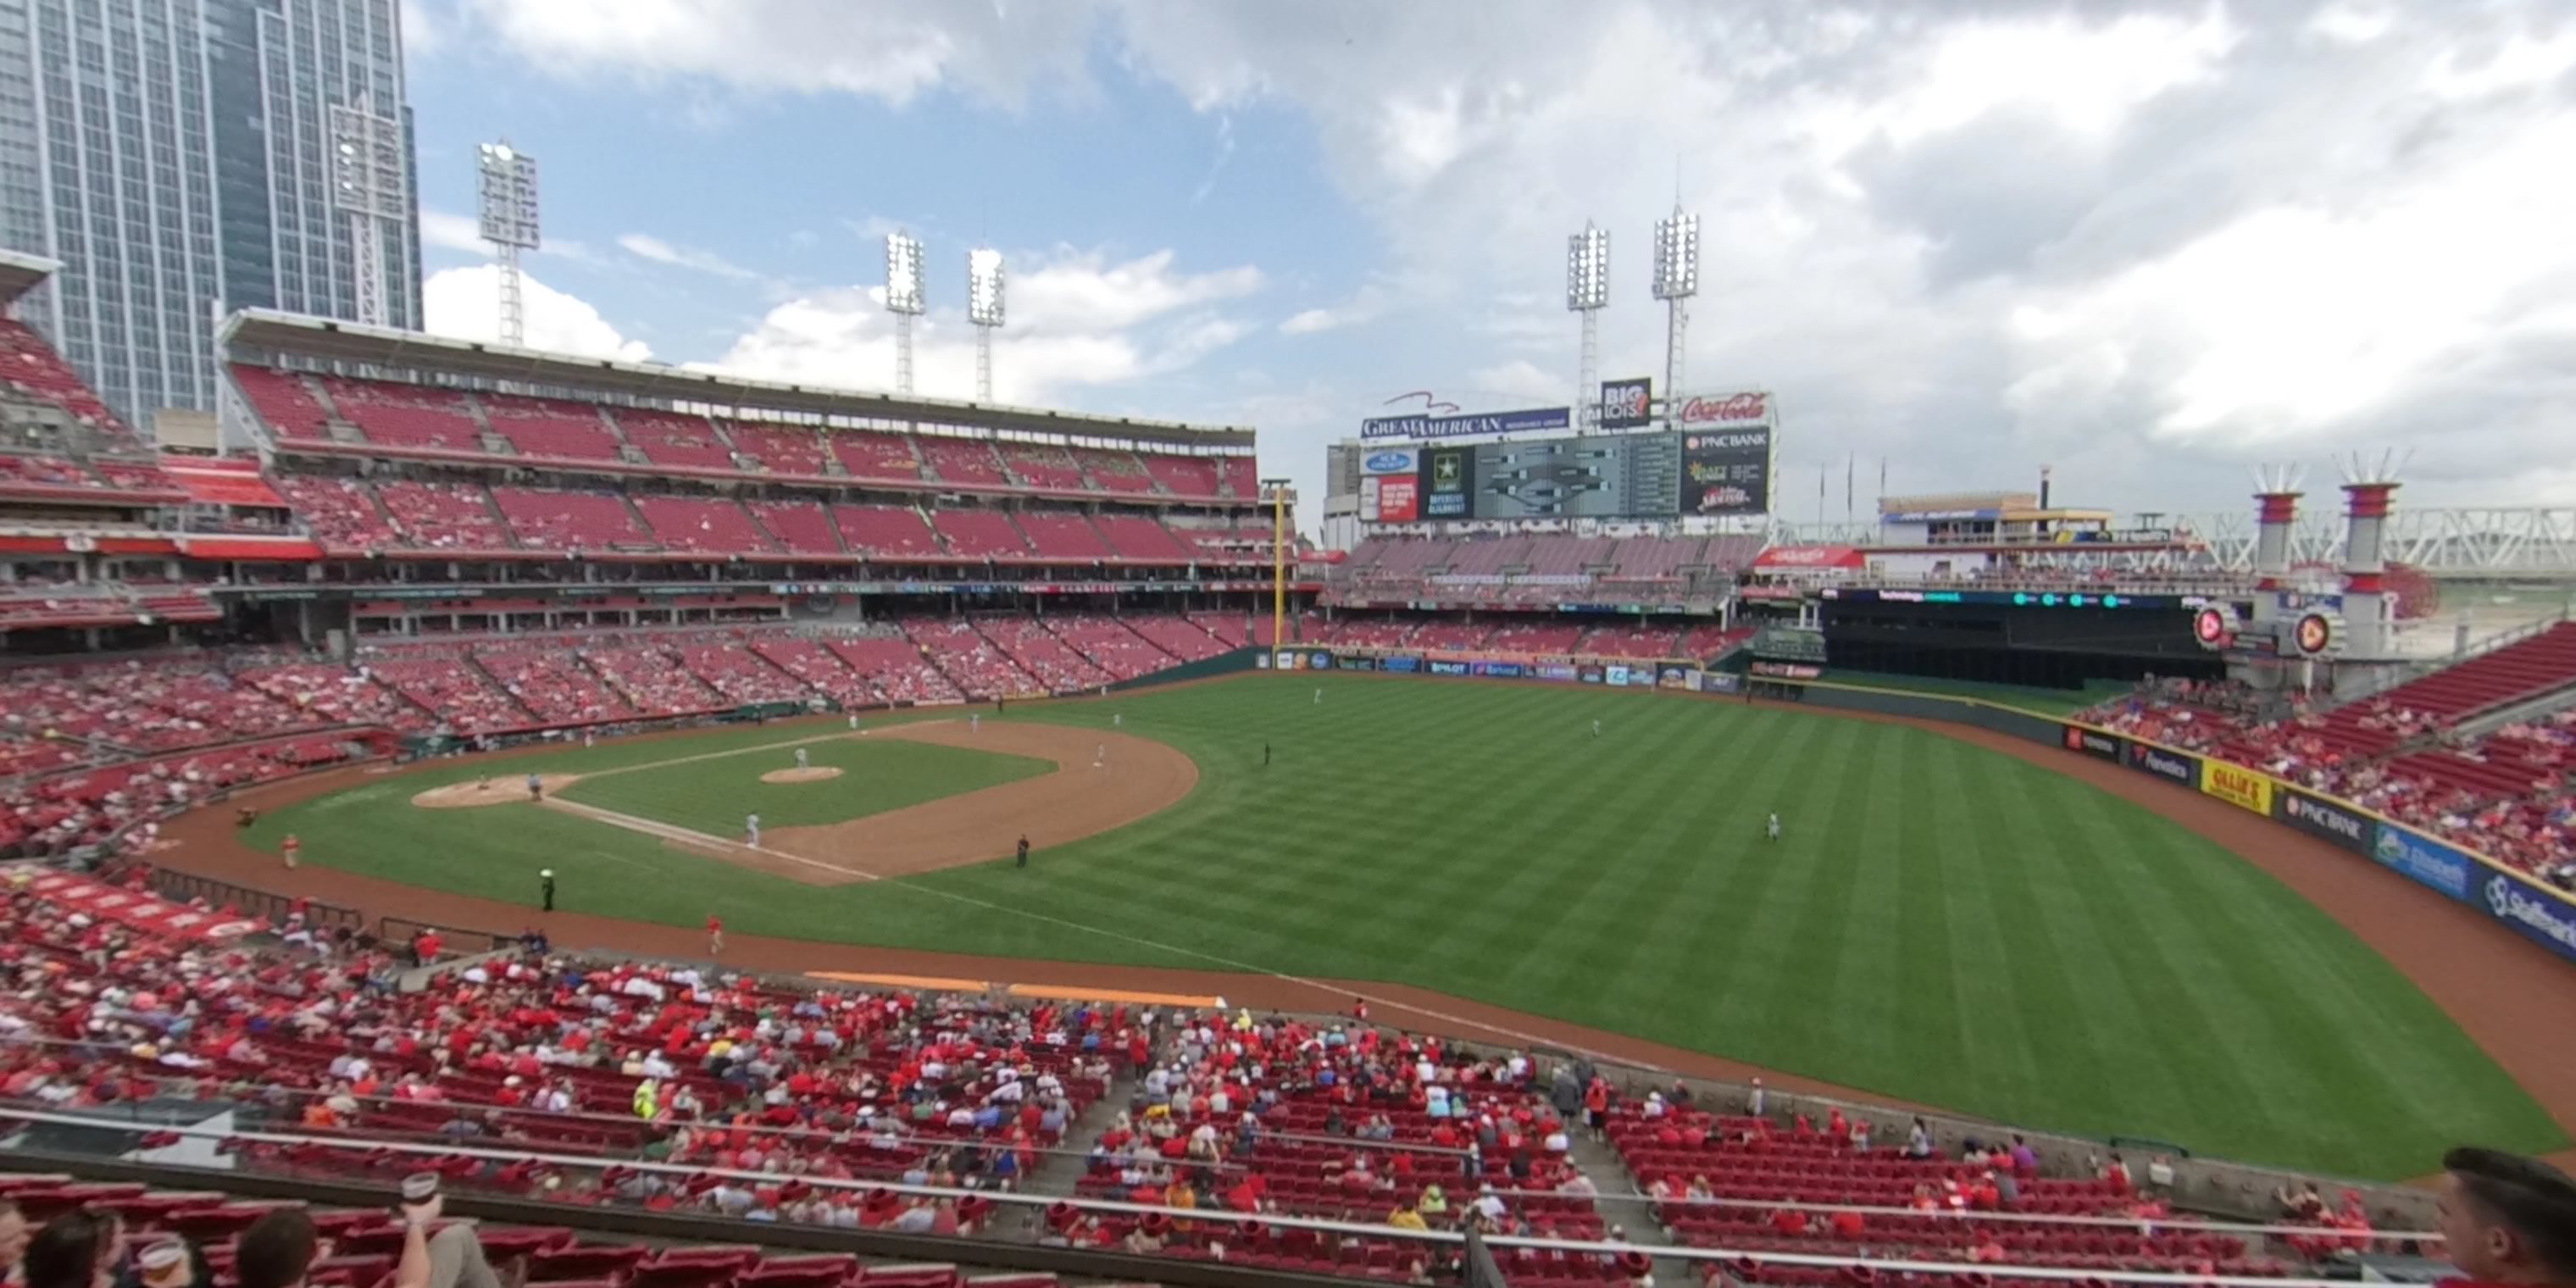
[
  {"x1": 1014, "y1": 514, "x2": 1110, "y2": 561},
  {"x1": 1124, "y1": 613, "x2": 1227, "y2": 662},
  {"x1": 1578, "y1": 624, "x2": 1684, "y2": 658},
  {"x1": 1091, "y1": 515, "x2": 1190, "y2": 561},
  {"x1": 615, "y1": 409, "x2": 737, "y2": 470},
  {"x1": 900, "y1": 619, "x2": 1038, "y2": 697},
  {"x1": 835, "y1": 505, "x2": 944, "y2": 558},
  {"x1": 634, "y1": 496, "x2": 776, "y2": 554},
  {"x1": 367, "y1": 656, "x2": 532, "y2": 734},
  {"x1": 1188, "y1": 610, "x2": 1249, "y2": 647},
  {"x1": 237, "y1": 663, "x2": 419, "y2": 728},
  {"x1": 1611, "y1": 535, "x2": 1707, "y2": 580},
  {"x1": 750, "y1": 500, "x2": 844, "y2": 554},
  {"x1": 269, "y1": 475, "x2": 398, "y2": 550},
  {"x1": 491, "y1": 487, "x2": 654, "y2": 551},
  {"x1": 826, "y1": 430, "x2": 923, "y2": 480},
  {"x1": 1524, "y1": 535, "x2": 1618, "y2": 575},
  {"x1": 727, "y1": 421, "x2": 827, "y2": 475},
  {"x1": 678, "y1": 641, "x2": 812, "y2": 704},
  {"x1": 749, "y1": 636, "x2": 878, "y2": 706},
  {"x1": 1074, "y1": 447, "x2": 1155, "y2": 494},
  {"x1": 1044, "y1": 614, "x2": 1171, "y2": 680},
  {"x1": 919, "y1": 438, "x2": 1009, "y2": 488},
  {"x1": 582, "y1": 645, "x2": 724, "y2": 714},
  {"x1": 999, "y1": 443, "x2": 1085, "y2": 490},
  {"x1": 376, "y1": 480, "x2": 514, "y2": 551},
  {"x1": 0, "y1": 319, "x2": 130, "y2": 433},
  {"x1": 324, "y1": 379, "x2": 484, "y2": 452},
  {"x1": 824, "y1": 633, "x2": 963, "y2": 703},
  {"x1": 480, "y1": 394, "x2": 622, "y2": 460},
  {"x1": 229, "y1": 366, "x2": 333, "y2": 439},
  {"x1": 1486, "y1": 621, "x2": 1585, "y2": 653},
  {"x1": 929, "y1": 510, "x2": 1028, "y2": 559},
  {"x1": 1140, "y1": 452, "x2": 1221, "y2": 497},
  {"x1": 1446, "y1": 536, "x2": 1531, "y2": 576},
  {"x1": 980, "y1": 618, "x2": 1111, "y2": 690},
  {"x1": 473, "y1": 645, "x2": 639, "y2": 724}
]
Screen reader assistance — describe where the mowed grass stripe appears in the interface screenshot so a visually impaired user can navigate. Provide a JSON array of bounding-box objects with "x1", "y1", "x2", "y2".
[{"x1": 258, "y1": 674, "x2": 2566, "y2": 1179}]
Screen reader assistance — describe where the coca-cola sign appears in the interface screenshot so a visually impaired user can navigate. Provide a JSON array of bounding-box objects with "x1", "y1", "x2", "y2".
[{"x1": 1676, "y1": 391, "x2": 1772, "y2": 427}]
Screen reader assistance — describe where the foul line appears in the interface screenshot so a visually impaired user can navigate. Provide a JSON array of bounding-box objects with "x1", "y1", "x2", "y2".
[{"x1": 537, "y1": 797, "x2": 882, "y2": 883}]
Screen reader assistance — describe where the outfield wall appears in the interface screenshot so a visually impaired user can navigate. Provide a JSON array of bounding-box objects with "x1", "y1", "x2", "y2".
[{"x1": 1302, "y1": 650, "x2": 2576, "y2": 975}]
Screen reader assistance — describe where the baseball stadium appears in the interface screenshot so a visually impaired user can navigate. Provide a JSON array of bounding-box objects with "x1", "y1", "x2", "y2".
[{"x1": 3, "y1": 27, "x2": 2576, "y2": 1288}]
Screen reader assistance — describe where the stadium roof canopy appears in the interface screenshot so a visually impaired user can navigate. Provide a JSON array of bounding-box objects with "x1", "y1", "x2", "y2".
[
  {"x1": 219, "y1": 308, "x2": 1254, "y2": 449},
  {"x1": 0, "y1": 249, "x2": 63, "y2": 306}
]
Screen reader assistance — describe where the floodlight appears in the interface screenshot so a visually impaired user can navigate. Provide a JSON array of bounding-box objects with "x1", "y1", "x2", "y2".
[
  {"x1": 1565, "y1": 224, "x2": 1609, "y2": 312},
  {"x1": 1652, "y1": 211, "x2": 1698, "y2": 300},
  {"x1": 328, "y1": 97, "x2": 408, "y2": 328},
  {"x1": 967, "y1": 247, "x2": 1005, "y2": 328},
  {"x1": 884, "y1": 233, "x2": 925, "y2": 316},
  {"x1": 476, "y1": 142, "x2": 541, "y2": 250}
]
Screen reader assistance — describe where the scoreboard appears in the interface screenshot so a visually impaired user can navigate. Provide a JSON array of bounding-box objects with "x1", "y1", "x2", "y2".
[{"x1": 1468, "y1": 432, "x2": 1685, "y2": 519}]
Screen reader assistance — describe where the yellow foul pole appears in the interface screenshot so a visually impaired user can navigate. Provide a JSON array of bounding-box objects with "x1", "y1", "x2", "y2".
[{"x1": 1269, "y1": 480, "x2": 1288, "y2": 669}]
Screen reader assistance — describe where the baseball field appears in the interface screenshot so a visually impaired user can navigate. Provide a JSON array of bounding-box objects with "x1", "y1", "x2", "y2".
[{"x1": 234, "y1": 673, "x2": 2564, "y2": 1180}]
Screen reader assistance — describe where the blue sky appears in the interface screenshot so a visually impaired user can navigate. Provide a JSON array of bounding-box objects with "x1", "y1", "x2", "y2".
[{"x1": 401, "y1": 1, "x2": 2576, "y2": 529}]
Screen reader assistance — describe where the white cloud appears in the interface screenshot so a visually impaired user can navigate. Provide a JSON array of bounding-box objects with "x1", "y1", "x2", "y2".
[
  {"x1": 423, "y1": 264, "x2": 651, "y2": 362},
  {"x1": 617, "y1": 232, "x2": 760, "y2": 280},
  {"x1": 1465, "y1": 360, "x2": 1568, "y2": 404},
  {"x1": 419, "y1": 208, "x2": 487, "y2": 254},
  {"x1": 1279, "y1": 283, "x2": 1391, "y2": 336},
  {"x1": 705, "y1": 246, "x2": 1263, "y2": 407}
]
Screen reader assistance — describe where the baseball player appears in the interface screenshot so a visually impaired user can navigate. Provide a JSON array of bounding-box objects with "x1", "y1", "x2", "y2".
[
  {"x1": 280, "y1": 833, "x2": 301, "y2": 869},
  {"x1": 744, "y1": 813, "x2": 762, "y2": 847},
  {"x1": 1591, "y1": 719, "x2": 1602, "y2": 739},
  {"x1": 1766, "y1": 812, "x2": 1782, "y2": 842},
  {"x1": 795, "y1": 747, "x2": 810, "y2": 771},
  {"x1": 971, "y1": 713, "x2": 981, "y2": 733},
  {"x1": 540, "y1": 869, "x2": 556, "y2": 912},
  {"x1": 1313, "y1": 687, "x2": 1323, "y2": 704},
  {"x1": 848, "y1": 713, "x2": 859, "y2": 730},
  {"x1": 526, "y1": 772, "x2": 543, "y2": 802},
  {"x1": 1113, "y1": 712, "x2": 1123, "y2": 728},
  {"x1": 706, "y1": 914, "x2": 724, "y2": 957}
]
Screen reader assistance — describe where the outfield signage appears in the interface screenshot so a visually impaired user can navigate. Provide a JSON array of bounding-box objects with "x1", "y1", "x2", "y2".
[
  {"x1": 2125, "y1": 741, "x2": 2198, "y2": 787},
  {"x1": 2275, "y1": 788, "x2": 2371, "y2": 855},
  {"x1": 2061, "y1": 724, "x2": 2123, "y2": 763},
  {"x1": 2199, "y1": 760, "x2": 2273, "y2": 816},
  {"x1": 2482, "y1": 869, "x2": 2576, "y2": 966},
  {"x1": 1361, "y1": 405, "x2": 1572, "y2": 441},
  {"x1": 2369, "y1": 821, "x2": 2475, "y2": 903}
]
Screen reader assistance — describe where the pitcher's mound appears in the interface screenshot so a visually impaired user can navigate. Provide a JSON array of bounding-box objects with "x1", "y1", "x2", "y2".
[
  {"x1": 412, "y1": 774, "x2": 582, "y2": 809},
  {"x1": 761, "y1": 767, "x2": 844, "y2": 785}
]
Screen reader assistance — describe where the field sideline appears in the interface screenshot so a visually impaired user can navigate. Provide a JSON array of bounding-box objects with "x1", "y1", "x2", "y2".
[{"x1": 244, "y1": 674, "x2": 2562, "y2": 1179}]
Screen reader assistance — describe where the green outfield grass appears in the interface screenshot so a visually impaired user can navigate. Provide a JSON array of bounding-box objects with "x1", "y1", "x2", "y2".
[
  {"x1": 247, "y1": 675, "x2": 2562, "y2": 1178},
  {"x1": 1821, "y1": 671, "x2": 2130, "y2": 716}
]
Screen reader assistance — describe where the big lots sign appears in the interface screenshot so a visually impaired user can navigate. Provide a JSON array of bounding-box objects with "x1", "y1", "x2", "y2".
[{"x1": 1676, "y1": 391, "x2": 1772, "y2": 427}]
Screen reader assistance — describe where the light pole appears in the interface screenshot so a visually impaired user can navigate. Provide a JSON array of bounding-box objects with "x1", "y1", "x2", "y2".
[
  {"x1": 1652, "y1": 207, "x2": 1698, "y2": 428},
  {"x1": 967, "y1": 247, "x2": 1005, "y2": 402},
  {"x1": 884, "y1": 233, "x2": 925, "y2": 395},
  {"x1": 477, "y1": 142, "x2": 541, "y2": 347},
  {"x1": 1566, "y1": 223, "x2": 1609, "y2": 431},
  {"x1": 328, "y1": 97, "x2": 408, "y2": 328}
]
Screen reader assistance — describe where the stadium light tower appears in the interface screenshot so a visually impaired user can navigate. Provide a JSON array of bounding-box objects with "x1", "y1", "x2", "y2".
[
  {"x1": 884, "y1": 232, "x2": 926, "y2": 395},
  {"x1": 328, "y1": 96, "x2": 409, "y2": 329},
  {"x1": 1652, "y1": 206, "x2": 1699, "y2": 427},
  {"x1": 477, "y1": 142, "x2": 541, "y2": 347},
  {"x1": 1566, "y1": 223, "x2": 1609, "y2": 430},
  {"x1": 967, "y1": 247, "x2": 1005, "y2": 402}
]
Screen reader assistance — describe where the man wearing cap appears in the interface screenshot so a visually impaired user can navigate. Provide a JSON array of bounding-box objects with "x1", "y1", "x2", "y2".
[
  {"x1": 539, "y1": 870, "x2": 555, "y2": 913},
  {"x1": 2435, "y1": 1146, "x2": 2576, "y2": 1288}
]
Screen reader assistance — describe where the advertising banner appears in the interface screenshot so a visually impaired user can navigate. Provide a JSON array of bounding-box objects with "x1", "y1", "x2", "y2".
[
  {"x1": 2061, "y1": 724, "x2": 2124, "y2": 763},
  {"x1": 1535, "y1": 663, "x2": 1579, "y2": 681},
  {"x1": 1307, "y1": 652, "x2": 1333, "y2": 670},
  {"x1": 2478, "y1": 868, "x2": 2576, "y2": 966},
  {"x1": 1362, "y1": 406, "x2": 1572, "y2": 441},
  {"x1": 1470, "y1": 661, "x2": 1527, "y2": 679},
  {"x1": 1383, "y1": 656, "x2": 1421, "y2": 673},
  {"x1": 1657, "y1": 664, "x2": 1695, "y2": 689},
  {"x1": 1428, "y1": 659, "x2": 1469, "y2": 676},
  {"x1": 1579, "y1": 666, "x2": 1605, "y2": 684},
  {"x1": 2124, "y1": 741, "x2": 2197, "y2": 786},
  {"x1": 1361, "y1": 474, "x2": 1419, "y2": 523},
  {"x1": 1362, "y1": 447, "x2": 1418, "y2": 475},
  {"x1": 1681, "y1": 425, "x2": 1772, "y2": 517},
  {"x1": 1704, "y1": 672, "x2": 1743, "y2": 694},
  {"x1": 1420, "y1": 445, "x2": 1474, "y2": 519},
  {"x1": 2368, "y1": 822, "x2": 2476, "y2": 902},
  {"x1": 1339, "y1": 656, "x2": 1378, "y2": 671},
  {"x1": 1599, "y1": 377, "x2": 1653, "y2": 430},
  {"x1": 1674, "y1": 391, "x2": 1773, "y2": 428},
  {"x1": 2199, "y1": 760, "x2": 2274, "y2": 816},
  {"x1": 1750, "y1": 661, "x2": 1822, "y2": 680},
  {"x1": 2274, "y1": 788, "x2": 2372, "y2": 855},
  {"x1": 1605, "y1": 664, "x2": 1635, "y2": 687}
]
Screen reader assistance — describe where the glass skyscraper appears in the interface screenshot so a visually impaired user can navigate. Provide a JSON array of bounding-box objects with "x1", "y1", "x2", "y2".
[{"x1": 0, "y1": 0, "x2": 418, "y2": 430}]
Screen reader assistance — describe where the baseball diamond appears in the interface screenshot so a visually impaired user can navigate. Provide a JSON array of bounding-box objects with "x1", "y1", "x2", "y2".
[{"x1": 211, "y1": 673, "x2": 2562, "y2": 1180}]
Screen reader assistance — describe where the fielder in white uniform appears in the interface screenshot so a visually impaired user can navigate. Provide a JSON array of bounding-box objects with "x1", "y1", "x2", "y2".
[
  {"x1": 795, "y1": 747, "x2": 809, "y2": 770},
  {"x1": 745, "y1": 813, "x2": 762, "y2": 847}
]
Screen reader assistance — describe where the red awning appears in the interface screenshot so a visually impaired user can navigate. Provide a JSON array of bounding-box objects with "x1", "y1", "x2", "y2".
[
  {"x1": 1753, "y1": 545, "x2": 1866, "y2": 570},
  {"x1": 164, "y1": 458, "x2": 286, "y2": 508}
]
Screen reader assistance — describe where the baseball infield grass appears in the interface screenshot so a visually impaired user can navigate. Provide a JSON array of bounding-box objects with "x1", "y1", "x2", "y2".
[{"x1": 248, "y1": 675, "x2": 2562, "y2": 1179}]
